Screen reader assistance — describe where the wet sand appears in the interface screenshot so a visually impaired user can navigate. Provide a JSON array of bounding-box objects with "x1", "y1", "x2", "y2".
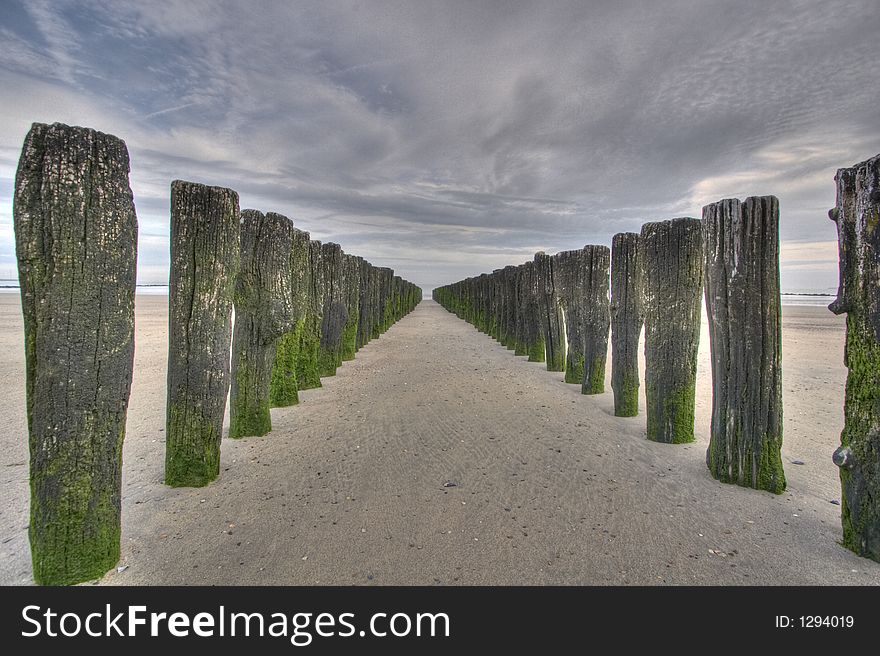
[{"x1": 0, "y1": 294, "x2": 877, "y2": 585}]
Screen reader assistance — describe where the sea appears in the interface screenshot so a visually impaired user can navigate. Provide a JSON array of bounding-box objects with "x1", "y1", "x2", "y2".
[{"x1": 0, "y1": 280, "x2": 838, "y2": 306}]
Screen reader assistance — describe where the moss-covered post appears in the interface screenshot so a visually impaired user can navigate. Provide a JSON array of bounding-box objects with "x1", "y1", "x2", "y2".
[
  {"x1": 641, "y1": 218, "x2": 703, "y2": 443},
  {"x1": 580, "y1": 245, "x2": 611, "y2": 395},
  {"x1": 610, "y1": 232, "x2": 644, "y2": 416},
  {"x1": 553, "y1": 250, "x2": 586, "y2": 383},
  {"x1": 229, "y1": 211, "x2": 295, "y2": 438},
  {"x1": 296, "y1": 239, "x2": 324, "y2": 390},
  {"x1": 317, "y1": 242, "x2": 346, "y2": 376},
  {"x1": 479, "y1": 273, "x2": 491, "y2": 333},
  {"x1": 269, "y1": 225, "x2": 310, "y2": 408},
  {"x1": 534, "y1": 252, "x2": 565, "y2": 371},
  {"x1": 389, "y1": 274, "x2": 403, "y2": 327},
  {"x1": 375, "y1": 267, "x2": 393, "y2": 336},
  {"x1": 703, "y1": 196, "x2": 785, "y2": 493},
  {"x1": 521, "y1": 261, "x2": 545, "y2": 362},
  {"x1": 341, "y1": 254, "x2": 362, "y2": 360},
  {"x1": 513, "y1": 266, "x2": 528, "y2": 355},
  {"x1": 165, "y1": 180, "x2": 240, "y2": 487},
  {"x1": 828, "y1": 153, "x2": 880, "y2": 561},
  {"x1": 489, "y1": 269, "x2": 504, "y2": 341},
  {"x1": 356, "y1": 260, "x2": 375, "y2": 349},
  {"x1": 503, "y1": 266, "x2": 520, "y2": 349},
  {"x1": 14, "y1": 122, "x2": 137, "y2": 585}
]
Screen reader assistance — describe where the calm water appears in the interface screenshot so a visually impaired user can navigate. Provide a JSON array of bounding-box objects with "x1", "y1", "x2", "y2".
[{"x1": 1, "y1": 281, "x2": 835, "y2": 308}]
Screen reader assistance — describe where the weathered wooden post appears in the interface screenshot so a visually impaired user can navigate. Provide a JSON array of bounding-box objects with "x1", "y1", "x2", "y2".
[
  {"x1": 610, "y1": 232, "x2": 644, "y2": 416},
  {"x1": 356, "y1": 260, "x2": 375, "y2": 349},
  {"x1": 553, "y1": 250, "x2": 586, "y2": 383},
  {"x1": 296, "y1": 239, "x2": 324, "y2": 390},
  {"x1": 534, "y1": 252, "x2": 565, "y2": 371},
  {"x1": 341, "y1": 254, "x2": 362, "y2": 361},
  {"x1": 269, "y1": 225, "x2": 310, "y2": 408},
  {"x1": 703, "y1": 196, "x2": 785, "y2": 493},
  {"x1": 520, "y1": 261, "x2": 545, "y2": 362},
  {"x1": 165, "y1": 180, "x2": 240, "y2": 487},
  {"x1": 513, "y1": 266, "x2": 529, "y2": 355},
  {"x1": 500, "y1": 266, "x2": 518, "y2": 348},
  {"x1": 377, "y1": 267, "x2": 393, "y2": 335},
  {"x1": 580, "y1": 245, "x2": 611, "y2": 395},
  {"x1": 489, "y1": 269, "x2": 504, "y2": 341},
  {"x1": 317, "y1": 242, "x2": 346, "y2": 377},
  {"x1": 478, "y1": 273, "x2": 491, "y2": 334},
  {"x1": 828, "y1": 153, "x2": 880, "y2": 561},
  {"x1": 641, "y1": 218, "x2": 703, "y2": 443},
  {"x1": 229, "y1": 211, "x2": 295, "y2": 438},
  {"x1": 14, "y1": 122, "x2": 138, "y2": 585}
]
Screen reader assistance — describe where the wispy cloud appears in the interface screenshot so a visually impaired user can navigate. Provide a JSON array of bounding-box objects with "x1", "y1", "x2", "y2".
[{"x1": 142, "y1": 102, "x2": 199, "y2": 120}]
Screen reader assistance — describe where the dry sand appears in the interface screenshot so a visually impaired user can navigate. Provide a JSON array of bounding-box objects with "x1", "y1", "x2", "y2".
[{"x1": 0, "y1": 294, "x2": 878, "y2": 585}]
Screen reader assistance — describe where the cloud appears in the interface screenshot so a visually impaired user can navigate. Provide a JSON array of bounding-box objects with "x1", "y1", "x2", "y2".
[{"x1": 0, "y1": 0, "x2": 877, "y2": 292}]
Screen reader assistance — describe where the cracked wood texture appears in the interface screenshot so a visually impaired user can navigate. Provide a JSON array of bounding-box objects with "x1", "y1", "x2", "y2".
[
  {"x1": 500, "y1": 265, "x2": 518, "y2": 349},
  {"x1": 295, "y1": 239, "x2": 324, "y2": 391},
  {"x1": 641, "y1": 218, "x2": 703, "y2": 444},
  {"x1": 829, "y1": 153, "x2": 880, "y2": 561},
  {"x1": 356, "y1": 259, "x2": 375, "y2": 350},
  {"x1": 269, "y1": 224, "x2": 310, "y2": 408},
  {"x1": 318, "y1": 242, "x2": 346, "y2": 377},
  {"x1": 704, "y1": 196, "x2": 785, "y2": 494},
  {"x1": 580, "y1": 246, "x2": 611, "y2": 395},
  {"x1": 534, "y1": 252, "x2": 565, "y2": 371},
  {"x1": 610, "y1": 232, "x2": 644, "y2": 416},
  {"x1": 165, "y1": 180, "x2": 240, "y2": 487},
  {"x1": 14, "y1": 122, "x2": 137, "y2": 585},
  {"x1": 229, "y1": 211, "x2": 295, "y2": 438},
  {"x1": 340, "y1": 254, "x2": 362, "y2": 361},
  {"x1": 515, "y1": 262, "x2": 544, "y2": 362},
  {"x1": 554, "y1": 249, "x2": 588, "y2": 384},
  {"x1": 376, "y1": 267, "x2": 393, "y2": 336}
]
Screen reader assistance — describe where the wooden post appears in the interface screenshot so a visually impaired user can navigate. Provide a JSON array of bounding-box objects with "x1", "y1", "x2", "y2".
[
  {"x1": 703, "y1": 197, "x2": 785, "y2": 493},
  {"x1": 521, "y1": 261, "x2": 545, "y2": 362},
  {"x1": 14, "y1": 122, "x2": 137, "y2": 585},
  {"x1": 165, "y1": 180, "x2": 240, "y2": 487},
  {"x1": 296, "y1": 239, "x2": 324, "y2": 390},
  {"x1": 317, "y1": 242, "x2": 345, "y2": 377},
  {"x1": 553, "y1": 250, "x2": 586, "y2": 384},
  {"x1": 829, "y1": 153, "x2": 880, "y2": 561},
  {"x1": 641, "y1": 218, "x2": 703, "y2": 443},
  {"x1": 534, "y1": 252, "x2": 565, "y2": 371},
  {"x1": 356, "y1": 260, "x2": 375, "y2": 349},
  {"x1": 610, "y1": 232, "x2": 644, "y2": 416},
  {"x1": 580, "y1": 246, "x2": 611, "y2": 395},
  {"x1": 229, "y1": 211, "x2": 295, "y2": 438},
  {"x1": 341, "y1": 254, "x2": 362, "y2": 361},
  {"x1": 269, "y1": 225, "x2": 310, "y2": 408}
]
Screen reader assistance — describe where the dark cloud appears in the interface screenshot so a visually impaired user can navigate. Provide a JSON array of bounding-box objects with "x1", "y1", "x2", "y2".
[{"x1": 0, "y1": 0, "x2": 877, "y2": 293}]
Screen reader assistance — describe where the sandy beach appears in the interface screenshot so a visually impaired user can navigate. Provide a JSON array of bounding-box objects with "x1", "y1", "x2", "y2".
[{"x1": 0, "y1": 293, "x2": 878, "y2": 585}]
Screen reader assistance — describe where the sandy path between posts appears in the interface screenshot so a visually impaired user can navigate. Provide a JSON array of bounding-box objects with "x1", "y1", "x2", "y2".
[{"x1": 0, "y1": 295, "x2": 878, "y2": 585}]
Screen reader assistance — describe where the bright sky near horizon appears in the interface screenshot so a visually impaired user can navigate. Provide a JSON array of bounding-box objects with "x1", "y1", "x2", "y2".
[{"x1": 0, "y1": 0, "x2": 877, "y2": 293}]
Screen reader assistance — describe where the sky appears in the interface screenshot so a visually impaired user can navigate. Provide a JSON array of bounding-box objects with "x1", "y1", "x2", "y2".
[{"x1": 0, "y1": 0, "x2": 877, "y2": 294}]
